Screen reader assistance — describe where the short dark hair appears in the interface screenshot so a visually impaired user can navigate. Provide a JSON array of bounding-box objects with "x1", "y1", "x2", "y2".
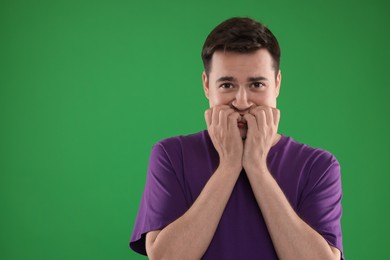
[{"x1": 201, "y1": 17, "x2": 281, "y2": 77}]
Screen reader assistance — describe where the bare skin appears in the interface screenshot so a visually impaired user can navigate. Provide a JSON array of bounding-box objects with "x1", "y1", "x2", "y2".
[{"x1": 145, "y1": 50, "x2": 341, "y2": 260}]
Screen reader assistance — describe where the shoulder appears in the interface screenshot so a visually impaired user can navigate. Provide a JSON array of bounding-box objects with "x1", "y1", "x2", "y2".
[
  {"x1": 154, "y1": 130, "x2": 208, "y2": 153},
  {"x1": 150, "y1": 130, "x2": 208, "y2": 161},
  {"x1": 157, "y1": 130, "x2": 207, "y2": 145},
  {"x1": 284, "y1": 136, "x2": 341, "y2": 191},
  {"x1": 147, "y1": 130, "x2": 211, "y2": 183},
  {"x1": 277, "y1": 135, "x2": 341, "y2": 188},
  {"x1": 283, "y1": 136, "x2": 340, "y2": 168}
]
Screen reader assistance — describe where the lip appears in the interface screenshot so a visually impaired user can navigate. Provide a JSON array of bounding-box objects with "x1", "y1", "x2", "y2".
[
  {"x1": 237, "y1": 115, "x2": 247, "y2": 128},
  {"x1": 237, "y1": 122, "x2": 247, "y2": 128}
]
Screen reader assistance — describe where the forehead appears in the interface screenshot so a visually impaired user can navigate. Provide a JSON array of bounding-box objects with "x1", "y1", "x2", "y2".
[{"x1": 210, "y1": 49, "x2": 274, "y2": 77}]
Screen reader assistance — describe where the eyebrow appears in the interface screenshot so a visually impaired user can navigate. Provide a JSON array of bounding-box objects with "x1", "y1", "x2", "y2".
[
  {"x1": 248, "y1": 76, "x2": 269, "y2": 82},
  {"x1": 216, "y1": 76, "x2": 236, "y2": 83},
  {"x1": 216, "y1": 76, "x2": 269, "y2": 83}
]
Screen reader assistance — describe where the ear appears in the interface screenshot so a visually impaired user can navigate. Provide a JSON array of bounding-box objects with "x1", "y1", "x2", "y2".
[
  {"x1": 202, "y1": 71, "x2": 210, "y2": 99},
  {"x1": 275, "y1": 70, "x2": 282, "y2": 98}
]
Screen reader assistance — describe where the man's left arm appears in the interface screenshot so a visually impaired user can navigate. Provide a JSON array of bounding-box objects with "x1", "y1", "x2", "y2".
[{"x1": 243, "y1": 107, "x2": 341, "y2": 260}]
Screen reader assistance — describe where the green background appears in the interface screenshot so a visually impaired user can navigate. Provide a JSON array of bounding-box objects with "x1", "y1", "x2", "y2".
[{"x1": 1, "y1": 0, "x2": 389, "y2": 259}]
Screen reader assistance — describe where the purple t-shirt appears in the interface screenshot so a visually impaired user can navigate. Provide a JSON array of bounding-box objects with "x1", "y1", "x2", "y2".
[{"x1": 130, "y1": 130, "x2": 344, "y2": 259}]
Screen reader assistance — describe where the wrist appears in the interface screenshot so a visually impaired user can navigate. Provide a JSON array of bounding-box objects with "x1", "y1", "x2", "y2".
[
  {"x1": 243, "y1": 160, "x2": 269, "y2": 176},
  {"x1": 219, "y1": 159, "x2": 242, "y2": 174}
]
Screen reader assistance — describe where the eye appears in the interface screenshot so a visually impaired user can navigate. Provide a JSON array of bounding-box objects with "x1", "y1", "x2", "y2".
[
  {"x1": 219, "y1": 83, "x2": 234, "y2": 89},
  {"x1": 251, "y1": 82, "x2": 265, "y2": 89}
]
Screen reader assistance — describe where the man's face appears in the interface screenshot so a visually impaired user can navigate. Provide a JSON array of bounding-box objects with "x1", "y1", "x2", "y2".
[{"x1": 202, "y1": 49, "x2": 281, "y2": 139}]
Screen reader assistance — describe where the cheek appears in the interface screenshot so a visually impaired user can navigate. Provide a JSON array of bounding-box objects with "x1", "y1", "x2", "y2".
[
  {"x1": 252, "y1": 92, "x2": 276, "y2": 106},
  {"x1": 209, "y1": 92, "x2": 232, "y2": 106},
  {"x1": 251, "y1": 94, "x2": 266, "y2": 106}
]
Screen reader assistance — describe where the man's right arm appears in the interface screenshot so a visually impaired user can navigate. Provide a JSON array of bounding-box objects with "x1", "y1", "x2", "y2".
[
  {"x1": 146, "y1": 105, "x2": 243, "y2": 260},
  {"x1": 146, "y1": 162, "x2": 241, "y2": 260}
]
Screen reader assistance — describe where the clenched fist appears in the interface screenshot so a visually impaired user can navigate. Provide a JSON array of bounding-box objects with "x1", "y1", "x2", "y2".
[
  {"x1": 242, "y1": 106, "x2": 280, "y2": 172},
  {"x1": 205, "y1": 105, "x2": 243, "y2": 170}
]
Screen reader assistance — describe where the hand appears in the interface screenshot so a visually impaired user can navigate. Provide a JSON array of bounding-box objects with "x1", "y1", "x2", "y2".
[
  {"x1": 205, "y1": 105, "x2": 243, "y2": 170},
  {"x1": 242, "y1": 106, "x2": 280, "y2": 172}
]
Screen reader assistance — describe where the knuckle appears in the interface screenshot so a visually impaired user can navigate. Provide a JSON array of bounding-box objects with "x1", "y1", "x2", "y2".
[
  {"x1": 244, "y1": 114, "x2": 254, "y2": 122},
  {"x1": 249, "y1": 109, "x2": 256, "y2": 115},
  {"x1": 227, "y1": 108, "x2": 235, "y2": 114},
  {"x1": 219, "y1": 110, "x2": 228, "y2": 118},
  {"x1": 229, "y1": 113, "x2": 238, "y2": 120},
  {"x1": 257, "y1": 110, "x2": 265, "y2": 117}
]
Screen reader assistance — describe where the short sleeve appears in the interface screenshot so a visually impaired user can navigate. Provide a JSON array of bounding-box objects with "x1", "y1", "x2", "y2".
[
  {"x1": 129, "y1": 142, "x2": 189, "y2": 255},
  {"x1": 297, "y1": 152, "x2": 344, "y2": 259}
]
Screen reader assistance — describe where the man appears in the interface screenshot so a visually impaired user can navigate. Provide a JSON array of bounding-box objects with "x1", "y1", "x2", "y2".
[{"x1": 130, "y1": 17, "x2": 344, "y2": 259}]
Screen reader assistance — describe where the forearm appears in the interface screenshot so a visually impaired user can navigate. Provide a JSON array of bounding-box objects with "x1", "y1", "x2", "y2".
[
  {"x1": 247, "y1": 168, "x2": 339, "y2": 260},
  {"x1": 148, "y1": 163, "x2": 241, "y2": 260}
]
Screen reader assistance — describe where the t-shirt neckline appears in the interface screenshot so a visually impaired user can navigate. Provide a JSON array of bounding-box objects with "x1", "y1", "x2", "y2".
[{"x1": 203, "y1": 129, "x2": 288, "y2": 155}]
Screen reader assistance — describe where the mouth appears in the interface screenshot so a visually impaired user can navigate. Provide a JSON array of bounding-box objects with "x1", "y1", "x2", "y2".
[
  {"x1": 237, "y1": 122, "x2": 247, "y2": 128},
  {"x1": 237, "y1": 116, "x2": 247, "y2": 128}
]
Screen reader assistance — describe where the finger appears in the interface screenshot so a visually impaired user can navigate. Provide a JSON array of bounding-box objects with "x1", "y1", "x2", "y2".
[
  {"x1": 271, "y1": 108, "x2": 280, "y2": 126},
  {"x1": 204, "y1": 108, "x2": 212, "y2": 128},
  {"x1": 250, "y1": 106, "x2": 270, "y2": 128},
  {"x1": 243, "y1": 113, "x2": 258, "y2": 131},
  {"x1": 249, "y1": 105, "x2": 262, "y2": 113},
  {"x1": 211, "y1": 106, "x2": 220, "y2": 126},
  {"x1": 212, "y1": 105, "x2": 230, "y2": 126},
  {"x1": 220, "y1": 108, "x2": 235, "y2": 129},
  {"x1": 250, "y1": 109, "x2": 266, "y2": 130},
  {"x1": 228, "y1": 112, "x2": 240, "y2": 130},
  {"x1": 264, "y1": 107, "x2": 273, "y2": 127}
]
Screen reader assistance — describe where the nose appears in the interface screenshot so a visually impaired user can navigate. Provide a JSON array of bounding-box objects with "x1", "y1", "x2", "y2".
[{"x1": 231, "y1": 88, "x2": 253, "y2": 112}]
